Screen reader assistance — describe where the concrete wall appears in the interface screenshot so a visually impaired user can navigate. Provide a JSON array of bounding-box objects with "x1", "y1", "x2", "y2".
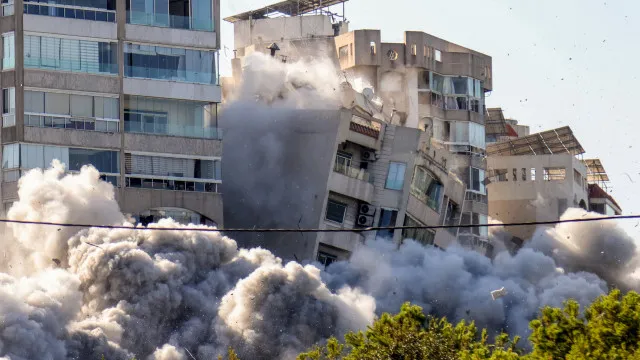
[
  {"x1": 125, "y1": 24, "x2": 217, "y2": 48},
  {"x1": 233, "y1": 15, "x2": 335, "y2": 50},
  {"x1": 221, "y1": 107, "x2": 348, "y2": 261},
  {"x1": 24, "y1": 14, "x2": 117, "y2": 39},
  {"x1": 117, "y1": 188, "x2": 223, "y2": 225},
  {"x1": 124, "y1": 133, "x2": 222, "y2": 157},
  {"x1": 123, "y1": 78, "x2": 221, "y2": 102},
  {"x1": 24, "y1": 127, "x2": 121, "y2": 149},
  {"x1": 488, "y1": 154, "x2": 589, "y2": 240}
]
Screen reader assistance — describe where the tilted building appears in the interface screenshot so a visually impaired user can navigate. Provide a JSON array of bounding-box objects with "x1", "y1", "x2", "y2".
[{"x1": 222, "y1": 0, "x2": 494, "y2": 262}]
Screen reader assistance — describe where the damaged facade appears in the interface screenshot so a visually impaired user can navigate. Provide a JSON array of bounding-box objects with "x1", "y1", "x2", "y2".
[
  {"x1": 0, "y1": 0, "x2": 223, "y2": 226},
  {"x1": 222, "y1": 0, "x2": 492, "y2": 262},
  {"x1": 486, "y1": 109, "x2": 622, "y2": 245}
]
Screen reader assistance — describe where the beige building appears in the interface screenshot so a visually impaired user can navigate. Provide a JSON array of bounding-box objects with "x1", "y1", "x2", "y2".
[
  {"x1": 0, "y1": 0, "x2": 223, "y2": 225},
  {"x1": 486, "y1": 125, "x2": 621, "y2": 244},
  {"x1": 223, "y1": 0, "x2": 494, "y2": 261}
]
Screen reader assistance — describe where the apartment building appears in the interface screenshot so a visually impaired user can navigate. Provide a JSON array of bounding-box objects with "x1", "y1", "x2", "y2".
[
  {"x1": 222, "y1": 85, "x2": 466, "y2": 264},
  {"x1": 223, "y1": 0, "x2": 493, "y2": 257},
  {"x1": 486, "y1": 126, "x2": 621, "y2": 243},
  {"x1": 0, "y1": 0, "x2": 223, "y2": 225}
]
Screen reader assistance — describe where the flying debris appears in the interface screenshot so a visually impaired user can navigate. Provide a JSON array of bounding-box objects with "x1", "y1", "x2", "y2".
[{"x1": 491, "y1": 287, "x2": 508, "y2": 300}]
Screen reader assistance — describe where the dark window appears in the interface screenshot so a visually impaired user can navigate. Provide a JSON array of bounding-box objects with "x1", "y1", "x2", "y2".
[
  {"x1": 317, "y1": 251, "x2": 337, "y2": 268},
  {"x1": 325, "y1": 200, "x2": 347, "y2": 223},
  {"x1": 376, "y1": 209, "x2": 398, "y2": 239}
]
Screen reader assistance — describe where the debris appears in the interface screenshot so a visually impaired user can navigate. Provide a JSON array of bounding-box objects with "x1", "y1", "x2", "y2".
[
  {"x1": 491, "y1": 287, "x2": 507, "y2": 300},
  {"x1": 52, "y1": 258, "x2": 61, "y2": 266}
]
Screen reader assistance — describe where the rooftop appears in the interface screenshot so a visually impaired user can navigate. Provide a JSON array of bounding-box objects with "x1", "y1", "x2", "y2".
[
  {"x1": 486, "y1": 126, "x2": 585, "y2": 156},
  {"x1": 582, "y1": 158, "x2": 610, "y2": 183},
  {"x1": 224, "y1": 0, "x2": 348, "y2": 23},
  {"x1": 588, "y1": 183, "x2": 621, "y2": 212}
]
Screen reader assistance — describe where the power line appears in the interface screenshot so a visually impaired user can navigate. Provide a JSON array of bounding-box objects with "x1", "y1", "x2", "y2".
[{"x1": 0, "y1": 214, "x2": 638, "y2": 233}]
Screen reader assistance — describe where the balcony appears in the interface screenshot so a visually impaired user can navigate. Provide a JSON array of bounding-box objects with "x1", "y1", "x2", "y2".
[
  {"x1": 329, "y1": 161, "x2": 374, "y2": 203},
  {"x1": 463, "y1": 191, "x2": 488, "y2": 214},
  {"x1": 407, "y1": 193, "x2": 441, "y2": 228},
  {"x1": 347, "y1": 117, "x2": 382, "y2": 151},
  {"x1": 317, "y1": 225, "x2": 364, "y2": 253}
]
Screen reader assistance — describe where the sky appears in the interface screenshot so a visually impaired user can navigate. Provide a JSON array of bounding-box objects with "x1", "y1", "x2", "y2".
[{"x1": 219, "y1": 0, "x2": 640, "y2": 239}]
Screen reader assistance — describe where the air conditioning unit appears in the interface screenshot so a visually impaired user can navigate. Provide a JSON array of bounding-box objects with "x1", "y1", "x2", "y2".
[
  {"x1": 357, "y1": 214, "x2": 374, "y2": 227},
  {"x1": 361, "y1": 150, "x2": 376, "y2": 162},
  {"x1": 359, "y1": 203, "x2": 376, "y2": 216}
]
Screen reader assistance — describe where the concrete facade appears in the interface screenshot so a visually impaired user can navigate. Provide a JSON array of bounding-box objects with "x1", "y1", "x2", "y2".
[
  {"x1": 488, "y1": 151, "x2": 590, "y2": 241},
  {"x1": 224, "y1": 5, "x2": 492, "y2": 260},
  {"x1": 0, "y1": 0, "x2": 223, "y2": 225}
]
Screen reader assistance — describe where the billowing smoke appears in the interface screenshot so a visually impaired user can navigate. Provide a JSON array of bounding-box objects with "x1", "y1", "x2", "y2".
[
  {"x1": 1, "y1": 53, "x2": 639, "y2": 359},
  {"x1": 0, "y1": 164, "x2": 374, "y2": 360}
]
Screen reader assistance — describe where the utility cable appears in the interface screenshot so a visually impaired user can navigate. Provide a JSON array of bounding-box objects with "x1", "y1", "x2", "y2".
[{"x1": 0, "y1": 214, "x2": 638, "y2": 233}]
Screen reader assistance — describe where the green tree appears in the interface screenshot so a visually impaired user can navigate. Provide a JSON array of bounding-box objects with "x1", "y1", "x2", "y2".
[
  {"x1": 528, "y1": 289, "x2": 640, "y2": 360},
  {"x1": 297, "y1": 302, "x2": 520, "y2": 360}
]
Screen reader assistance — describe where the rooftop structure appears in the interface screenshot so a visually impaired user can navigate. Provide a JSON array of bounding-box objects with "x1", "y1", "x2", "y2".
[
  {"x1": 487, "y1": 126, "x2": 584, "y2": 157},
  {"x1": 224, "y1": 0, "x2": 348, "y2": 22}
]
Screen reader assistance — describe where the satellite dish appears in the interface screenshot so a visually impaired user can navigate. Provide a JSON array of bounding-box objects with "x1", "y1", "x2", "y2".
[{"x1": 387, "y1": 49, "x2": 398, "y2": 61}]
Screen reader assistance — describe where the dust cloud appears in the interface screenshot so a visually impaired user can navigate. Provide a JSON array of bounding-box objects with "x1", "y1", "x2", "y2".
[{"x1": 0, "y1": 53, "x2": 638, "y2": 359}]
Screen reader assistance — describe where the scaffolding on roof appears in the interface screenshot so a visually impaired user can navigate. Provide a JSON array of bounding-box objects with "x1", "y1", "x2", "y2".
[
  {"x1": 485, "y1": 108, "x2": 508, "y2": 138},
  {"x1": 486, "y1": 126, "x2": 585, "y2": 156},
  {"x1": 582, "y1": 158, "x2": 611, "y2": 191},
  {"x1": 224, "y1": 0, "x2": 348, "y2": 23}
]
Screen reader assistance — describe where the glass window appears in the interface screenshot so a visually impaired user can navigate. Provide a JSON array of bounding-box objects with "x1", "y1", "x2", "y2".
[
  {"x1": 68, "y1": 148, "x2": 118, "y2": 173},
  {"x1": 2, "y1": 32, "x2": 14, "y2": 69},
  {"x1": 434, "y1": 49, "x2": 442, "y2": 62},
  {"x1": 411, "y1": 166, "x2": 444, "y2": 211},
  {"x1": 377, "y1": 209, "x2": 398, "y2": 239},
  {"x1": 430, "y1": 73, "x2": 444, "y2": 93},
  {"x1": 124, "y1": 43, "x2": 216, "y2": 84},
  {"x1": 25, "y1": 91, "x2": 45, "y2": 113},
  {"x1": 70, "y1": 95, "x2": 93, "y2": 117},
  {"x1": 2, "y1": 87, "x2": 15, "y2": 127},
  {"x1": 191, "y1": 0, "x2": 212, "y2": 31},
  {"x1": 23, "y1": 0, "x2": 115, "y2": 21},
  {"x1": 402, "y1": 215, "x2": 435, "y2": 246},
  {"x1": 2, "y1": 143, "x2": 19, "y2": 169},
  {"x1": 325, "y1": 199, "x2": 347, "y2": 224},
  {"x1": 124, "y1": 95, "x2": 218, "y2": 139},
  {"x1": 451, "y1": 76, "x2": 468, "y2": 95},
  {"x1": 385, "y1": 162, "x2": 406, "y2": 190},
  {"x1": 469, "y1": 167, "x2": 486, "y2": 194},
  {"x1": 24, "y1": 35, "x2": 117, "y2": 75},
  {"x1": 45, "y1": 92, "x2": 70, "y2": 115},
  {"x1": 317, "y1": 251, "x2": 337, "y2": 268},
  {"x1": 2, "y1": 0, "x2": 14, "y2": 16},
  {"x1": 543, "y1": 167, "x2": 566, "y2": 181},
  {"x1": 126, "y1": 0, "x2": 213, "y2": 31}
]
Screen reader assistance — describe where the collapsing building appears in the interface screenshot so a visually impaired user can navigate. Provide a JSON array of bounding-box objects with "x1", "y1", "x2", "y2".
[
  {"x1": 222, "y1": 0, "x2": 494, "y2": 262},
  {"x1": 486, "y1": 118, "x2": 622, "y2": 245}
]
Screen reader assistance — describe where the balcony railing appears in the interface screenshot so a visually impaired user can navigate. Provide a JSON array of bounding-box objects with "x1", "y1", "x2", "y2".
[
  {"x1": 23, "y1": 2, "x2": 116, "y2": 22},
  {"x1": 333, "y1": 160, "x2": 372, "y2": 183},
  {"x1": 125, "y1": 175, "x2": 220, "y2": 193},
  {"x1": 25, "y1": 113, "x2": 119, "y2": 132},
  {"x1": 465, "y1": 191, "x2": 488, "y2": 204}
]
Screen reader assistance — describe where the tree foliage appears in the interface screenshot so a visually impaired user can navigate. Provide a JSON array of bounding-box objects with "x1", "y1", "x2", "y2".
[{"x1": 298, "y1": 289, "x2": 640, "y2": 360}]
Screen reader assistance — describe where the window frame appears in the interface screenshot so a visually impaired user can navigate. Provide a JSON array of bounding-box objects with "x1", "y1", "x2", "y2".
[
  {"x1": 325, "y1": 199, "x2": 348, "y2": 224},
  {"x1": 385, "y1": 161, "x2": 406, "y2": 191}
]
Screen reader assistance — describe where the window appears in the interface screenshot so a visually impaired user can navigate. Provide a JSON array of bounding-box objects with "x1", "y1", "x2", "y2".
[
  {"x1": 411, "y1": 166, "x2": 444, "y2": 211},
  {"x1": 24, "y1": 90, "x2": 120, "y2": 132},
  {"x1": 3, "y1": 32, "x2": 14, "y2": 69},
  {"x1": 24, "y1": 0, "x2": 116, "y2": 22},
  {"x1": 385, "y1": 162, "x2": 406, "y2": 190},
  {"x1": 522, "y1": 168, "x2": 527, "y2": 181},
  {"x1": 460, "y1": 212, "x2": 488, "y2": 237},
  {"x1": 127, "y1": 0, "x2": 213, "y2": 31},
  {"x1": 2, "y1": 0, "x2": 13, "y2": 16},
  {"x1": 434, "y1": 49, "x2": 442, "y2": 62},
  {"x1": 125, "y1": 153, "x2": 220, "y2": 192},
  {"x1": 325, "y1": 200, "x2": 347, "y2": 224},
  {"x1": 543, "y1": 167, "x2": 566, "y2": 181},
  {"x1": 469, "y1": 167, "x2": 486, "y2": 194},
  {"x1": 370, "y1": 41, "x2": 376, "y2": 55},
  {"x1": 490, "y1": 169, "x2": 508, "y2": 182},
  {"x1": 411, "y1": 44, "x2": 417, "y2": 56},
  {"x1": 573, "y1": 169, "x2": 583, "y2": 186},
  {"x1": 443, "y1": 200, "x2": 460, "y2": 235},
  {"x1": 24, "y1": 35, "x2": 118, "y2": 75},
  {"x1": 124, "y1": 95, "x2": 219, "y2": 139},
  {"x1": 2, "y1": 87, "x2": 15, "y2": 127},
  {"x1": 402, "y1": 215, "x2": 435, "y2": 246},
  {"x1": 512, "y1": 168, "x2": 517, "y2": 181},
  {"x1": 449, "y1": 122, "x2": 486, "y2": 149},
  {"x1": 338, "y1": 45, "x2": 349, "y2": 59},
  {"x1": 531, "y1": 168, "x2": 536, "y2": 181},
  {"x1": 377, "y1": 208, "x2": 397, "y2": 239},
  {"x1": 124, "y1": 43, "x2": 216, "y2": 84},
  {"x1": 317, "y1": 251, "x2": 337, "y2": 268}
]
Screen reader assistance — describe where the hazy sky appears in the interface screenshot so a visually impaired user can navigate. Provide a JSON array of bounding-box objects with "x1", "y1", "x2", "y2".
[{"x1": 219, "y1": 0, "x2": 640, "y2": 239}]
